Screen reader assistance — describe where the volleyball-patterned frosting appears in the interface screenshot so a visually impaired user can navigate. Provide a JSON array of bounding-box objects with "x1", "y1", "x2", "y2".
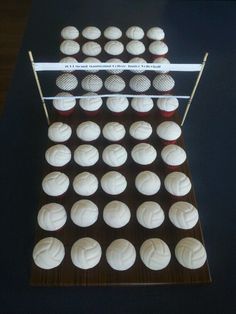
[
  {"x1": 147, "y1": 27, "x2": 165, "y2": 40},
  {"x1": 81, "y1": 74, "x2": 103, "y2": 92},
  {"x1": 135, "y1": 171, "x2": 161, "y2": 196},
  {"x1": 175, "y1": 237, "x2": 207, "y2": 269},
  {"x1": 101, "y1": 171, "x2": 127, "y2": 195},
  {"x1": 45, "y1": 144, "x2": 71, "y2": 167},
  {"x1": 129, "y1": 121, "x2": 152, "y2": 140},
  {"x1": 37, "y1": 203, "x2": 67, "y2": 231},
  {"x1": 136, "y1": 201, "x2": 164, "y2": 229},
  {"x1": 74, "y1": 144, "x2": 99, "y2": 166},
  {"x1": 33, "y1": 237, "x2": 65, "y2": 269},
  {"x1": 104, "y1": 40, "x2": 124, "y2": 56},
  {"x1": 126, "y1": 26, "x2": 144, "y2": 40},
  {"x1": 156, "y1": 121, "x2": 181, "y2": 141},
  {"x1": 149, "y1": 40, "x2": 168, "y2": 55},
  {"x1": 42, "y1": 171, "x2": 69, "y2": 196},
  {"x1": 56, "y1": 73, "x2": 78, "y2": 91},
  {"x1": 128, "y1": 57, "x2": 147, "y2": 73},
  {"x1": 102, "y1": 122, "x2": 126, "y2": 141},
  {"x1": 83, "y1": 57, "x2": 101, "y2": 73},
  {"x1": 71, "y1": 199, "x2": 98, "y2": 227},
  {"x1": 104, "y1": 26, "x2": 122, "y2": 40},
  {"x1": 60, "y1": 40, "x2": 80, "y2": 55},
  {"x1": 103, "y1": 201, "x2": 131, "y2": 228},
  {"x1": 157, "y1": 97, "x2": 179, "y2": 112},
  {"x1": 102, "y1": 144, "x2": 127, "y2": 167},
  {"x1": 131, "y1": 97, "x2": 154, "y2": 113},
  {"x1": 61, "y1": 26, "x2": 79, "y2": 40},
  {"x1": 48, "y1": 122, "x2": 72, "y2": 143},
  {"x1": 169, "y1": 201, "x2": 199, "y2": 229},
  {"x1": 153, "y1": 74, "x2": 175, "y2": 92},
  {"x1": 82, "y1": 26, "x2": 101, "y2": 40},
  {"x1": 106, "y1": 96, "x2": 129, "y2": 112},
  {"x1": 106, "y1": 239, "x2": 136, "y2": 271},
  {"x1": 140, "y1": 238, "x2": 171, "y2": 270},
  {"x1": 131, "y1": 143, "x2": 157, "y2": 165},
  {"x1": 106, "y1": 58, "x2": 124, "y2": 74},
  {"x1": 82, "y1": 41, "x2": 102, "y2": 56},
  {"x1": 161, "y1": 144, "x2": 186, "y2": 166},
  {"x1": 76, "y1": 121, "x2": 101, "y2": 141},
  {"x1": 73, "y1": 172, "x2": 98, "y2": 196},
  {"x1": 105, "y1": 75, "x2": 126, "y2": 92},
  {"x1": 126, "y1": 40, "x2": 145, "y2": 55},
  {"x1": 164, "y1": 172, "x2": 192, "y2": 196},
  {"x1": 129, "y1": 75, "x2": 151, "y2": 92},
  {"x1": 71, "y1": 237, "x2": 102, "y2": 269},
  {"x1": 79, "y1": 92, "x2": 102, "y2": 111}
]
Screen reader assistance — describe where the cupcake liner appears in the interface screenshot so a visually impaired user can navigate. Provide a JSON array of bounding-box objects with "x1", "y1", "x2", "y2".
[
  {"x1": 57, "y1": 107, "x2": 76, "y2": 117},
  {"x1": 159, "y1": 109, "x2": 176, "y2": 118}
]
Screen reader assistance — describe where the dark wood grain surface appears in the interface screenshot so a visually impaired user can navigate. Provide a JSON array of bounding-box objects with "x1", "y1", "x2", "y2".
[{"x1": 0, "y1": 0, "x2": 31, "y2": 114}]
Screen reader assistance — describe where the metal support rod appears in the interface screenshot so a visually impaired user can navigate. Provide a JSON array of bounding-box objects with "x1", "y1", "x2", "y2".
[
  {"x1": 28, "y1": 51, "x2": 50, "y2": 125},
  {"x1": 181, "y1": 52, "x2": 209, "y2": 126}
]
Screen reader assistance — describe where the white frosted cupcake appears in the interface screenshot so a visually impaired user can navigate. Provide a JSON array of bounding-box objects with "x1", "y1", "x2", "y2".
[
  {"x1": 136, "y1": 201, "x2": 164, "y2": 229},
  {"x1": 103, "y1": 201, "x2": 131, "y2": 228},
  {"x1": 161, "y1": 144, "x2": 186, "y2": 168},
  {"x1": 48, "y1": 122, "x2": 72, "y2": 143},
  {"x1": 131, "y1": 143, "x2": 157, "y2": 165},
  {"x1": 128, "y1": 57, "x2": 147, "y2": 73},
  {"x1": 156, "y1": 121, "x2": 181, "y2": 144},
  {"x1": 79, "y1": 92, "x2": 102, "y2": 116},
  {"x1": 61, "y1": 26, "x2": 79, "y2": 40},
  {"x1": 147, "y1": 27, "x2": 165, "y2": 40},
  {"x1": 71, "y1": 200, "x2": 98, "y2": 227},
  {"x1": 60, "y1": 40, "x2": 80, "y2": 55},
  {"x1": 45, "y1": 144, "x2": 71, "y2": 167},
  {"x1": 153, "y1": 74, "x2": 175, "y2": 93},
  {"x1": 106, "y1": 96, "x2": 129, "y2": 115},
  {"x1": 82, "y1": 26, "x2": 101, "y2": 40},
  {"x1": 83, "y1": 57, "x2": 101, "y2": 73},
  {"x1": 126, "y1": 40, "x2": 145, "y2": 55},
  {"x1": 169, "y1": 202, "x2": 199, "y2": 230},
  {"x1": 104, "y1": 40, "x2": 124, "y2": 56},
  {"x1": 104, "y1": 26, "x2": 122, "y2": 40},
  {"x1": 153, "y1": 57, "x2": 170, "y2": 74},
  {"x1": 157, "y1": 96, "x2": 179, "y2": 117},
  {"x1": 56, "y1": 73, "x2": 78, "y2": 91},
  {"x1": 106, "y1": 58, "x2": 124, "y2": 74},
  {"x1": 102, "y1": 122, "x2": 126, "y2": 142},
  {"x1": 53, "y1": 92, "x2": 76, "y2": 116},
  {"x1": 82, "y1": 41, "x2": 102, "y2": 56},
  {"x1": 102, "y1": 144, "x2": 127, "y2": 167},
  {"x1": 135, "y1": 171, "x2": 161, "y2": 196},
  {"x1": 129, "y1": 75, "x2": 151, "y2": 93},
  {"x1": 37, "y1": 203, "x2": 67, "y2": 231},
  {"x1": 149, "y1": 40, "x2": 168, "y2": 57},
  {"x1": 76, "y1": 121, "x2": 101, "y2": 141},
  {"x1": 164, "y1": 171, "x2": 192, "y2": 196},
  {"x1": 74, "y1": 144, "x2": 99, "y2": 166},
  {"x1": 59, "y1": 56, "x2": 78, "y2": 72},
  {"x1": 42, "y1": 171, "x2": 69, "y2": 197},
  {"x1": 126, "y1": 26, "x2": 144, "y2": 40},
  {"x1": 81, "y1": 74, "x2": 103, "y2": 92},
  {"x1": 104, "y1": 75, "x2": 126, "y2": 92},
  {"x1": 131, "y1": 97, "x2": 154, "y2": 116},
  {"x1": 129, "y1": 121, "x2": 152, "y2": 140},
  {"x1": 73, "y1": 172, "x2": 98, "y2": 196},
  {"x1": 101, "y1": 171, "x2": 127, "y2": 195}
]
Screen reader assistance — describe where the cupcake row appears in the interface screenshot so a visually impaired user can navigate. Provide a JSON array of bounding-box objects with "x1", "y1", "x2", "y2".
[
  {"x1": 55, "y1": 73, "x2": 175, "y2": 93},
  {"x1": 33, "y1": 236, "x2": 207, "y2": 271},
  {"x1": 61, "y1": 26, "x2": 165, "y2": 41},
  {"x1": 48, "y1": 121, "x2": 182, "y2": 144},
  {"x1": 45, "y1": 143, "x2": 186, "y2": 168},
  {"x1": 53, "y1": 94, "x2": 178, "y2": 117},
  {"x1": 42, "y1": 170, "x2": 192, "y2": 197},
  {"x1": 38, "y1": 200, "x2": 199, "y2": 231}
]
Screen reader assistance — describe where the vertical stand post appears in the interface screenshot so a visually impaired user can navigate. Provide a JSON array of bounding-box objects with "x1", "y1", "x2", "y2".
[
  {"x1": 28, "y1": 51, "x2": 50, "y2": 125},
  {"x1": 181, "y1": 52, "x2": 209, "y2": 126}
]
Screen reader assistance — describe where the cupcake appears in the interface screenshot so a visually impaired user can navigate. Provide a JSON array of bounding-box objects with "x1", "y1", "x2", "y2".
[
  {"x1": 161, "y1": 144, "x2": 186, "y2": 169},
  {"x1": 135, "y1": 171, "x2": 161, "y2": 196},
  {"x1": 102, "y1": 122, "x2": 126, "y2": 142},
  {"x1": 136, "y1": 201, "x2": 164, "y2": 229},
  {"x1": 79, "y1": 92, "x2": 102, "y2": 116},
  {"x1": 102, "y1": 144, "x2": 128, "y2": 167},
  {"x1": 106, "y1": 58, "x2": 124, "y2": 74},
  {"x1": 106, "y1": 96, "x2": 129, "y2": 115},
  {"x1": 82, "y1": 26, "x2": 101, "y2": 40},
  {"x1": 156, "y1": 121, "x2": 182, "y2": 145},
  {"x1": 52, "y1": 92, "x2": 76, "y2": 116},
  {"x1": 128, "y1": 57, "x2": 147, "y2": 73},
  {"x1": 169, "y1": 201, "x2": 199, "y2": 230},
  {"x1": 101, "y1": 171, "x2": 127, "y2": 195},
  {"x1": 81, "y1": 74, "x2": 103, "y2": 92},
  {"x1": 157, "y1": 96, "x2": 179, "y2": 117},
  {"x1": 61, "y1": 26, "x2": 79, "y2": 40},
  {"x1": 82, "y1": 41, "x2": 102, "y2": 57},
  {"x1": 146, "y1": 27, "x2": 165, "y2": 41},
  {"x1": 37, "y1": 203, "x2": 67, "y2": 231},
  {"x1": 164, "y1": 171, "x2": 192, "y2": 197},
  {"x1": 126, "y1": 26, "x2": 144, "y2": 40},
  {"x1": 42, "y1": 171, "x2": 69, "y2": 197},
  {"x1": 73, "y1": 172, "x2": 98, "y2": 196},
  {"x1": 149, "y1": 40, "x2": 168, "y2": 58},
  {"x1": 48, "y1": 122, "x2": 72, "y2": 143},
  {"x1": 104, "y1": 26, "x2": 122, "y2": 40},
  {"x1": 131, "y1": 143, "x2": 157, "y2": 165},
  {"x1": 129, "y1": 121, "x2": 152, "y2": 140},
  {"x1": 131, "y1": 97, "x2": 154, "y2": 116},
  {"x1": 153, "y1": 57, "x2": 170, "y2": 74},
  {"x1": 83, "y1": 57, "x2": 101, "y2": 73},
  {"x1": 104, "y1": 75, "x2": 126, "y2": 93},
  {"x1": 76, "y1": 121, "x2": 101, "y2": 142},
  {"x1": 60, "y1": 40, "x2": 80, "y2": 56},
  {"x1": 71, "y1": 200, "x2": 99, "y2": 227},
  {"x1": 103, "y1": 201, "x2": 131, "y2": 228},
  {"x1": 129, "y1": 75, "x2": 151, "y2": 93},
  {"x1": 56, "y1": 73, "x2": 78, "y2": 91},
  {"x1": 152, "y1": 74, "x2": 175, "y2": 93},
  {"x1": 104, "y1": 40, "x2": 124, "y2": 56},
  {"x1": 126, "y1": 40, "x2": 145, "y2": 56},
  {"x1": 59, "y1": 56, "x2": 78, "y2": 72},
  {"x1": 45, "y1": 144, "x2": 71, "y2": 167},
  {"x1": 74, "y1": 144, "x2": 99, "y2": 166}
]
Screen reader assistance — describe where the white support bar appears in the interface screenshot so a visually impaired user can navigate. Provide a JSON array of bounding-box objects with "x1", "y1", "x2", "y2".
[
  {"x1": 43, "y1": 94, "x2": 190, "y2": 100},
  {"x1": 34, "y1": 62, "x2": 202, "y2": 72}
]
